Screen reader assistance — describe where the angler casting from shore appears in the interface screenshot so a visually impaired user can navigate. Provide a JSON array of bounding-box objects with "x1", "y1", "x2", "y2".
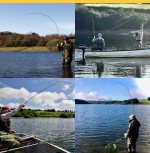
[{"x1": 124, "y1": 114, "x2": 141, "y2": 153}]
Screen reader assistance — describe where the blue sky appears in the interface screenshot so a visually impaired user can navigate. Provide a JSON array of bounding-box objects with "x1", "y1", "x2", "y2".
[
  {"x1": 75, "y1": 78, "x2": 150, "y2": 101},
  {"x1": 0, "y1": 4, "x2": 75, "y2": 36},
  {"x1": 0, "y1": 78, "x2": 75, "y2": 110}
]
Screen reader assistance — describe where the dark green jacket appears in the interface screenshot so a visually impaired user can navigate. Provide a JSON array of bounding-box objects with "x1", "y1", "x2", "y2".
[{"x1": 126, "y1": 118, "x2": 141, "y2": 138}]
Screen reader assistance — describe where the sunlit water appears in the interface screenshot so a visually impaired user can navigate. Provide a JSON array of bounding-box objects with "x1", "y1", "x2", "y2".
[
  {"x1": 0, "y1": 52, "x2": 75, "y2": 78},
  {"x1": 75, "y1": 34, "x2": 150, "y2": 78},
  {"x1": 75, "y1": 104, "x2": 150, "y2": 153},
  {"x1": 11, "y1": 118, "x2": 75, "y2": 153}
]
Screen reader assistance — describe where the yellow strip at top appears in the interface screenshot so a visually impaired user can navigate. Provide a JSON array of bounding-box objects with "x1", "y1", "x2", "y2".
[{"x1": 0, "y1": 0, "x2": 150, "y2": 3}]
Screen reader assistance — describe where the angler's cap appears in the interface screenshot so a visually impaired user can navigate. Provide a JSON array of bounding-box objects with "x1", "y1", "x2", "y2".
[
  {"x1": 63, "y1": 37, "x2": 69, "y2": 40},
  {"x1": 129, "y1": 114, "x2": 136, "y2": 119},
  {"x1": 2, "y1": 106, "x2": 11, "y2": 112},
  {"x1": 98, "y1": 33, "x2": 102, "y2": 37}
]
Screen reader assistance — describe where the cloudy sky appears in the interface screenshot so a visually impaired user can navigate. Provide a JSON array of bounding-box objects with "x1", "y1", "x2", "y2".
[
  {"x1": 0, "y1": 4, "x2": 74, "y2": 36},
  {"x1": 75, "y1": 78, "x2": 150, "y2": 101},
  {"x1": 0, "y1": 78, "x2": 74, "y2": 110}
]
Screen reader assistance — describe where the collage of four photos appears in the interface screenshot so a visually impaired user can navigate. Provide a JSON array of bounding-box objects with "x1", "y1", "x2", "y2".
[{"x1": 0, "y1": 3, "x2": 150, "y2": 153}]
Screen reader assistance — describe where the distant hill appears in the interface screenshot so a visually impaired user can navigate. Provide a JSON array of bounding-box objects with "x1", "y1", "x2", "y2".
[{"x1": 75, "y1": 99, "x2": 89, "y2": 104}]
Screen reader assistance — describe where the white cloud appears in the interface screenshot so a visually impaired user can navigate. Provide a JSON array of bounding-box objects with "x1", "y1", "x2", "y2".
[
  {"x1": 75, "y1": 92, "x2": 111, "y2": 101},
  {"x1": 0, "y1": 87, "x2": 74, "y2": 110},
  {"x1": 57, "y1": 100, "x2": 75, "y2": 109},
  {"x1": 69, "y1": 89, "x2": 75, "y2": 98},
  {"x1": 0, "y1": 103, "x2": 4, "y2": 107},
  {"x1": 132, "y1": 79, "x2": 150, "y2": 99},
  {"x1": 8, "y1": 103, "x2": 20, "y2": 108},
  {"x1": 62, "y1": 84, "x2": 70, "y2": 91}
]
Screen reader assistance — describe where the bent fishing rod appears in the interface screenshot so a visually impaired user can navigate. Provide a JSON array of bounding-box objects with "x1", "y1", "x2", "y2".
[
  {"x1": 110, "y1": 82, "x2": 134, "y2": 114},
  {"x1": 24, "y1": 82, "x2": 61, "y2": 105}
]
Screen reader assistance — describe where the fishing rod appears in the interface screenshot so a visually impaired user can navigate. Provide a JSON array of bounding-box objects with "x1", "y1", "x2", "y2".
[
  {"x1": 103, "y1": 16, "x2": 136, "y2": 34},
  {"x1": 110, "y1": 82, "x2": 134, "y2": 114},
  {"x1": 24, "y1": 82, "x2": 61, "y2": 105},
  {"x1": 91, "y1": 15, "x2": 95, "y2": 38}
]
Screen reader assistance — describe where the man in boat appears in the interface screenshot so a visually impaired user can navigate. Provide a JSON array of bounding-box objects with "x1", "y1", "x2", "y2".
[
  {"x1": 57, "y1": 37, "x2": 73, "y2": 67},
  {"x1": 92, "y1": 33, "x2": 105, "y2": 51},
  {"x1": 0, "y1": 104, "x2": 25, "y2": 149},
  {"x1": 124, "y1": 114, "x2": 141, "y2": 153},
  {"x1": 135, "y1": 28, "x2": 143, "y2": 50}
]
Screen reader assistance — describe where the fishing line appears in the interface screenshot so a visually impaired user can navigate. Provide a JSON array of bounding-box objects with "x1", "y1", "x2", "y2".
[
  {"x1": 103, "y1": 17, "x2": 136, "y2": 34},
  {"x1": 24, "y1": 82, "x2": 61, "y2": 105},
  {"x1": 22, "y1": 13, "x2": 61, "y2": 62},
  {"x1": 110, "y1": 82, "x2": 134, "y2": 113},
  {"x1": 4, "y1": 13, "x2": 61, "y2": 62}
]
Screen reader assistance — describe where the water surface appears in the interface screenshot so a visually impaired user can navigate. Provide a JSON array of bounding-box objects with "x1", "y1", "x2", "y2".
[
  {"x1": 75, "y1": 104, "x2": 150, "y2": 153},
  {"x1": 75, "y1": 33, "x2": 150, "y2": 78},
  {"x1": 0, "y1": 52, "x2": 75, "y2": 78},
  {"x1": 11, "y1": 118, "x2": 75, "y2": 153}
]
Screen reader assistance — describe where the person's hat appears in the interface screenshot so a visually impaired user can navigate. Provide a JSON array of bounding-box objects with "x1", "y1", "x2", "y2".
[
  {"x1": 63, "y1": 37, "x2": 69, "y2": 40},
  {"x1": 1, "y1": 106, "x2": 11, "y2": 112},
  {"x1": 129, "y1": 114, "x2": 136, "y2": 119},
  {"x1": 98, "y1": 33, "x2": 102, "y2": 37}
]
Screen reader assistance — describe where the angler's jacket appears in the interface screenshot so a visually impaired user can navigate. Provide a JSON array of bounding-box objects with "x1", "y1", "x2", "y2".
[
  {"x1": 126, "y1": 118, "x2": 141, "y2": 138},
  {"x1": 0, "y1": 117, "x2": 10, "y2": 133}
]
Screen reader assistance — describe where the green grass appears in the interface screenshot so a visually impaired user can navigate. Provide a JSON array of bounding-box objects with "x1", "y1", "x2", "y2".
[
  {"x1": 0, "y1": 46, "x2": 53, "y2": 52},
  {"x1": 139, "y1": 99, "x2": 150, "y2": 104},
  {"x1": 85, "y1": 4, "x2": 150, "y2": 10}
]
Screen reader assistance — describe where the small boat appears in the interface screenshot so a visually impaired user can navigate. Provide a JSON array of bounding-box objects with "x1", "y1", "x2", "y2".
[
  {"x1": 0, "y1": 133, "x2": 70, "y2": 153},
  {"x1": 84, "y1": 48, "x2": 150, "y2": 58}
]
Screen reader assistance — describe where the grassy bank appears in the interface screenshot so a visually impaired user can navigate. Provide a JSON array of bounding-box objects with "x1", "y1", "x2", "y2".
[
  {"x1": 139, "y1": 99, "x2": 150, "y2": 104},
  {"x1": 12, "y1": 109, "x2": 75, "y2": 118},
  {"x1": 0, "y1": 46, "x2": 56, "y2": 52}
]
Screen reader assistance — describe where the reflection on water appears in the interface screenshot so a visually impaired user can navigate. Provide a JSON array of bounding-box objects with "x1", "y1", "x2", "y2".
[
  {"x1": 75, "y1": 105, "x2": 150, "y2": 153},
  {"x1": 75, "y1": 50, "x2": 150, "y2": 78},
  {"x1": 75, "y1": 34, "x2": 150, "y2": 78},
  {"x1": 11, "y1": 118, "x2": 75, "y2": 153},
  {"x1": 0, "y1": 52, "x2": 75, "y2": 78}
]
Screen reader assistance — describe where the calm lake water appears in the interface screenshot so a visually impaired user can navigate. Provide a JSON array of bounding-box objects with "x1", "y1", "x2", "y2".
[
  {"x1": 75, "y1": 33, "x2": 150, "y2": 78},
  {"x1": 0, "y1": 52, "x2": 75, "y2": 78},
  {"x1": 75, "y1": 104, "x2": 150, "y2": 153},
  {"x1": 11, "y1": 118, "x2": 75, "y2": 153}
]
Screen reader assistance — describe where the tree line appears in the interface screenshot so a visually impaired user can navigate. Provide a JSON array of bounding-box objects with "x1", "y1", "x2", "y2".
[
  {"x1": 7, "y1": 109, "x2": 75, "y2": 118},
  {"x1": 0, "y1": 31, "x2": 75, "y2": 50},
  {"x1": 76, "y1": 4, "x2": 150, "y2": 31},
  {"x1": 75, "y1": 98, "x2": 139, "y2": 104}
]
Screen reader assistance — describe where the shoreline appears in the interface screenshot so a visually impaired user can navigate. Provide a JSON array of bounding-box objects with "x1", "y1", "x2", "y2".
[{"x1": 0, "y1": 46, "x2": 58, "y2": 52}]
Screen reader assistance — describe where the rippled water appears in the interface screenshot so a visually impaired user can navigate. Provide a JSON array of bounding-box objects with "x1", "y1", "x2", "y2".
[
  {"x1": 0, "y1": 52, "x2": 75, "y2": 78},
  {"x1": 11, "y1": 118, "x2": 75, "y2": 153},
  {"x1": 75, "y1": 104, "x2": 150, "y2": 153},
  {"x1": 75, "y1": 50, "x2": 150, "y2": 78}
]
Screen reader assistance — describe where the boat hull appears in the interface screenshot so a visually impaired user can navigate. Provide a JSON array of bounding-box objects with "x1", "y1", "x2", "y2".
[
  {"x1": 84, "y1": 49, "x2": 150, "y2": 58},
  {"x1": 0, "y1": 133, "x2": 70, "y2": 153}
]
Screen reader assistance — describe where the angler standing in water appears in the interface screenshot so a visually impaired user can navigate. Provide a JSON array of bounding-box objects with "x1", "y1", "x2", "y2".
[
  {"x1": 124, "y1": 114, "x2": 141, "y2": 153},
  {"x1": 0, "y1": 104, "x2": 25, "y2": 149},
  {"x1": 57, "y1": 37, "x2": 73, "y2": 67},
  {"x1": 92, "y1": 33, "x2": 105, "y2": 51},
  {"x1": 135, "y1": 28, "x2": 143, "y2": 50}
]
